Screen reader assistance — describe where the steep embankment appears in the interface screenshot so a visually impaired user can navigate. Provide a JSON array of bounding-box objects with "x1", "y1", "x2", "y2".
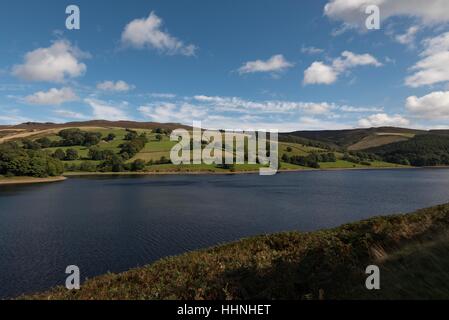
[{"x1": 23, "y1": 203, "x2": 449, "y2": 300}]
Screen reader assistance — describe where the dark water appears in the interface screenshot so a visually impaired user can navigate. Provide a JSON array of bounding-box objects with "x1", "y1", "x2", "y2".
[{"x1": 2, "y1": 169, "x2": 449, "y2": 298}]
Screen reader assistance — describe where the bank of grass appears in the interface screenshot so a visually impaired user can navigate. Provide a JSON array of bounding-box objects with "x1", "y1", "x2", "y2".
[{"x1": 22, "y1": 203, "x2": 449, "y2": 300}]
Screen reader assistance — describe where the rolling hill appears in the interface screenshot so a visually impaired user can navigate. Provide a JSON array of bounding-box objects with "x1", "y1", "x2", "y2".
[{"x1": 280, "y1": 127, "x2": 424, "y2": 150}]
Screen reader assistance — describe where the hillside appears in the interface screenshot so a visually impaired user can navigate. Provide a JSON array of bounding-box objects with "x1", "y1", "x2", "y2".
[
  {"x1": 366, "y1": 134, "x2": 449, "y2": 166},
  {"x1": 348, "y1": 133, "x2": 414, "y2": 151},
  {"x1": 281, "y1": 127, "x2": 423, "y2": 150},
  {"x1": 22, "y1": 203, "x2": 449, "y2": 300},
  {"x1": 1, "y1": 123, "x2": 408, "y2": 179}
]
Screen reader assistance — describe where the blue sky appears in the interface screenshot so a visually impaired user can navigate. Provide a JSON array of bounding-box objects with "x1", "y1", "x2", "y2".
[{"x1": 1, "y1": 0, "x2": 449, "y2": 131}]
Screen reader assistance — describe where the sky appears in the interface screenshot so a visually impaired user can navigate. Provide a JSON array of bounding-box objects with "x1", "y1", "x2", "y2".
[{"x1": 1, "y1": 0, "x2": 449, "y2": 131}]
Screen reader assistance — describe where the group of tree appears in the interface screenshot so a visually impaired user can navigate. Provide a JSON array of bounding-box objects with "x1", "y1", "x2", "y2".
[
  {"x1": 21, "y1": 129, "x2": 103, "y2": 150},
  {"x1": 52, "y1": 148, "x2": 79, "y2": 161},
  {"x1": 279, "y1": 134, "x2": 333, "y2": 151},
  {"x1": 0, "y1": 142, "x2": 63, "y2": 177},
  {"x1": 367, "y1": 134, "x2": 449, "y2": 167},
  {"x1": 119, "y1": 132, "x2": 148, "y2": 159},
  {"x1": 341, "y1": 152, "x2": 380, "y2": 166},
  {"x1": 281, "y1": 152, "x2": 337, "y2": 169},
  {"x1": 55, "y1": 129, "x2": 102, "y2": 147}
]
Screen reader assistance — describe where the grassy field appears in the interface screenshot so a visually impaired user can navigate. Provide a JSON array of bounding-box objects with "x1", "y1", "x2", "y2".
[
  {"x1": 22, "y1": 203, "x2": 449, "y2": 300},
  {"x1": 319, "y1": 160, "x2": 409, "y2": 169},
  {"x1": 348, "y1": 133, "x2": 414, "y2": 151}
]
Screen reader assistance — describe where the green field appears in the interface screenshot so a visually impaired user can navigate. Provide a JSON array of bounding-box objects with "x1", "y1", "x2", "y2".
[{"x1": 28, "y1": 127, "x2": 409, "y2": 174}]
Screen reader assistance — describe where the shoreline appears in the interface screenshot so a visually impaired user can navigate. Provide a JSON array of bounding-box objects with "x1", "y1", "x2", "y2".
[
  {"x1": 0, "y1": 176, "x2": 67, "y2": 186},
  {"x1": 64, "y1": 165, "x2": 420, "y2": 178},
  {"x1": 0, "y1": 166, "x2": 433, "y2": 185}
]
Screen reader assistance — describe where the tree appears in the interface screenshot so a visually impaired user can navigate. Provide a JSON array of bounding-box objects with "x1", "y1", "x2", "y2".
[
  {"x1": 65, "y1": 149, "x2": 79, "y2": 161},
  {"x1": 0, "y1": 142, "x2": 63, "y2": 177},
  {"x1": 124, "y1": 130, "x2": 138, "y2": 141},
  {"x1": 98, "y1": 155, "x2": 124, "y2": 172},
  {"x1": 36, "y1": 137, "x2": 52, "y2": 148},
  {"x1": 104, "y1": 133, "x2": 116, "y2": 142},
  {"x1": 131, "y1": 159, "x2": 146, "y2": 171},
  {"x1": 286, "y1": 147, "x2": 292, "y2": 152},
  {"x1": 155, "y1": 134, "x2": 163, "y2": 142},
  {"x1": 83, "y1": 132, "x2": 102, "y2": 147},
  {"x1": 22, "y1": 139, "x2": 41, "y2": 150},
  {"x1": 79, "y1": 161, "x2": 97, "y2": 172},
  {"x1": 53, "y1": 149, "x2": 66, "y2": 160}
]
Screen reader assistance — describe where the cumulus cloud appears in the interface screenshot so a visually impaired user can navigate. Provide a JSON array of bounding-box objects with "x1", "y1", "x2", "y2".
[
  {"x1": 238, "y1": 55, "x2": 293, "y2": 75},
  {"x1": 405, "y1": 32, "x2": 449, "y2": 87},
  {"x1": 358, "y1": 113, "x2": 410, "y2": 127},
  {"x1": 324, "y1": 0, "x2": 449, "y2": 29},
  {"x1": 24, "y1": 87, "x2": 78, "y2": 105},
  {"x1": 406, "y1": 91, "x2": 449, "y2": 119},
  {"x1": 84, "y1": 98, "x2": 129, "y2": 121},
  {"x1": 97, "y1": 80, "x2": 134, "y2": 92},
  {"x1": 303, "y1": 62, "x2": 338, "y2": 85},
  {"x1": 12, "y1": 40, "x2": 88, "y2": 83},
  {"x1": 303, "y1": 51, "x2": 382, "y2": 85},
  {"x1": 121, "y1": 11, "x2": 197, "y2": 56}
]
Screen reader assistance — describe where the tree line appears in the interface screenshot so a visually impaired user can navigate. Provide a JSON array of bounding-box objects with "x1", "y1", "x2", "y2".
[{"x1": 0, "y1": 142, "x2": 64, "y2": 177}]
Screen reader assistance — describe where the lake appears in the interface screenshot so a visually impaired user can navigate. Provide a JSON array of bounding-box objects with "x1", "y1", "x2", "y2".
[{"x1": 1, "y1": 168, "x2": 449, "y2": 298}]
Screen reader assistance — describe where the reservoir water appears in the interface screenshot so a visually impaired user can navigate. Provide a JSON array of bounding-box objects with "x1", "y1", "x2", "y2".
[{"x1": 1, "y1": 169, "x2": 449, "y2": 298}]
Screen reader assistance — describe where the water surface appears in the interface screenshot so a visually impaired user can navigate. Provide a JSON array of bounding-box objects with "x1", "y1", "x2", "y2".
[{"x1": 1, "y1": 169, "x2": 449, "y2": 298}]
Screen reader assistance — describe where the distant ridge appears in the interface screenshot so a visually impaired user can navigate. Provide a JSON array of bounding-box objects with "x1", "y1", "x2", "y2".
[{"x1": 5, "y1": 120, "x2": 191, "y2": 131}]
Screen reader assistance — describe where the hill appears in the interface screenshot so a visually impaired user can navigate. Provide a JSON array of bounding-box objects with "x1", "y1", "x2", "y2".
[
  {"x1": 366, "y1": 134, "x2": 449, "y2": 166},
  {"x1": 22, "y1": 203, "x2": 449, "y2": 300},
  {"x1": 281, "y1": 127, "x2": 423, "y2": 150}
]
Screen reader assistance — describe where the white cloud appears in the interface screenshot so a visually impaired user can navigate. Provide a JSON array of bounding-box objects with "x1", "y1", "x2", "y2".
[
  {"x1": 304, "y1": 62, "x2": 338, "y2": 85},
  {"x1": 406, "y1": 91, "x2": 449, "y2": 119},
  {"x1": 340, "y1": 106, "x2": 384, "y2": 113},
  {"x1": 97, "y1": 80, "x2": 134, "y2": 92},
  {"x1": 24, "y1": 87, "x2": 78, "y2": 105},
  {"x1": 238, "y1": 55, "x2": 294, "y2": 75},
  {"x1": 301, "y1": 46, "x2": 324, "y2": 55},
  {"x1": 0, "y1": 109, "x2": 30, "y2": 125},
  {"x1": 193, "y1": 95, "x2": 336, "y2": 115},
  {"x1": 12, "y1": 40, "x2": 88, "y2": 83},
  {"x1": 395, "y1": 26, "x2": 419, "y2": 45},
  {"x1": 84, "y1": 98, "x2": 129, "y2": 121},
  {"x1": 121, "y1": 11, "x2": 197, "y2": 56},
  {"x1": 405, "y1": 32, "x2": 449, "y2": 87},
  {"x1": 304, "y1": 51, "x2": 382, "y2": 85},
  {"x1": 358, "y1": 113, "x2": 410, "y2": 127},
  {"x1": 138, "y1": 103, "x2": 207, "y2": 123},
  {"x1": 149, "y1": 93, "x2": 176, "y2": 99},
  {"x1": 54, "y1": 109, "x2": 88, "y2": 120},
  {"x1": 324, "y1": 0, "x2": 449, "y2": 29}
]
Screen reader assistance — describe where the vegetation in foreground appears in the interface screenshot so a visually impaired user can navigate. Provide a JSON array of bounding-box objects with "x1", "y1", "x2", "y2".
[{"x1": 23, "y1": 203, "x2": 449, "y2": 300}]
